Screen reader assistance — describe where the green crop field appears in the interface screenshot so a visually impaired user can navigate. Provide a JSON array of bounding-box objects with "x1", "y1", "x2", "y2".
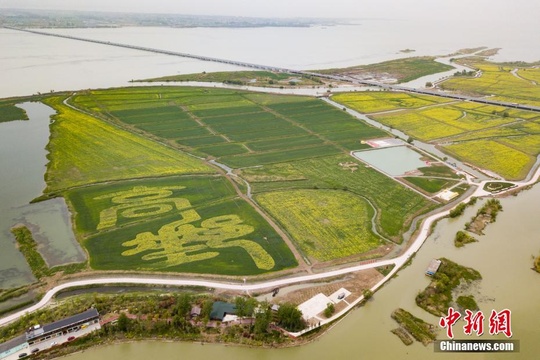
[
  {"x1": 68, "y1": 176, "x2": 297, "y2": 275},
  {"x1": 402, "y1": 177, "x2": 457, "y2": 194},
  {"x1": 417, "y1": 165, "x2": 461, "y2": 179},
  {"x1": 244, "y1": 154, "x2": 437, "y2": 242},
  {"x1": 43, "y1": 96, "x2": 214, "y2": 193},
  {"x1": 59, "y1": 86, "x2": 439, "y2": 267},
  {"x1": 256, "y1": 189, "x2": 383, "y2": 262},
  {"x1": 71, "y1": 87, "x2": 387, "y2": 166}
]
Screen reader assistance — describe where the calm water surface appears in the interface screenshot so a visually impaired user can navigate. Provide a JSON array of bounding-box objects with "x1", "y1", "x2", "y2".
[
  {"x1": 353, "y1": 146, "x2": 428, "y2": 176},
  {"x1": 0, "y1": 103, "x2": 84, "y2": 289},
  {"x1": 2, "y1": 16, "x2": 540, "y2": 98}
]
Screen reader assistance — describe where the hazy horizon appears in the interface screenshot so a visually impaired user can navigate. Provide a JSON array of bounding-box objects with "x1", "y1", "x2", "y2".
[{"x1": 0, "y1": 0, "x2": 538, "y2": 21}]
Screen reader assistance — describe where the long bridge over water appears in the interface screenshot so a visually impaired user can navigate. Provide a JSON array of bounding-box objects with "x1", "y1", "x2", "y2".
[{"x1": 5, "y1": 26, "x2": 540, "y2": 113}]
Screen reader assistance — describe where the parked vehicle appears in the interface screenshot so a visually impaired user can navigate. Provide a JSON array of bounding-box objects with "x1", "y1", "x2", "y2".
[
  {"x1": 31, "y1": 348, "x2": 39, "y2": 354},
  {"x1": 18, "y1": 353, "x2": 28, "y2": 359},
  {"x1": 67, "y1": 336, "x2": 76, "y2": 341}
]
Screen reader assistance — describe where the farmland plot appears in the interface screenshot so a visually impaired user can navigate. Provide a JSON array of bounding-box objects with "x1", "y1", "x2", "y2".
[{"x1": 256, "y1": 189, "x2": 382, "y2": 262}]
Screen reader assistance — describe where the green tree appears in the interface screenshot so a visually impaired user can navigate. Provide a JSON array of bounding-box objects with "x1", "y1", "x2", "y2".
[
  {"x1": 235, "y1": 297, "x2": 247, "y2": 316},
  {"x1": 253, "y1": 303, "x2": 272, "y2": 338},
  {"x1": 276, "y1": 303, "x2": 305, "y2": 332},
  {"x1": 323, "y1": 303, "x2": 335, "y2": 318},
  {"x1": 235, "y1": 296, "x2": 258, "y2": 317},
  {"x1": 175, "y1": 293, "x2": 192, "y2": 318},
  {"x1": 201, "y1": 299, "x2": 213, "y2": 321},
  {"x1": 117, "y1": 313, "x2": 130, "y2": 332}
]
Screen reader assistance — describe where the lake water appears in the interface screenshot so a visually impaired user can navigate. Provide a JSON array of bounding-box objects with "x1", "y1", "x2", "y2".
[
  {"x1": 0, "y1": 103, "x2": 85, "y2": 289},
  {"x1": 2, "y1": 16, "x2": 540, "y2": 99},
  {"x1": 1, "y1": 13, "x2": 540, "y2": 360},
  {"x1": 352, "y1": 146, "x2": 428, "y2": 176}
]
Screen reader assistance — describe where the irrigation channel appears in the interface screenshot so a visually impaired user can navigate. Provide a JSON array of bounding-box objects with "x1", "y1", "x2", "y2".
[{"x1": 5, "y1": 26, "x2": 540, "y2": 113}]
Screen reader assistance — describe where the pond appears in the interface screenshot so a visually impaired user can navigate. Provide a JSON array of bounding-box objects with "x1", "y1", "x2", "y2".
[{"x1": 352, "y1": 146, "x2": 429, "y2": 176}]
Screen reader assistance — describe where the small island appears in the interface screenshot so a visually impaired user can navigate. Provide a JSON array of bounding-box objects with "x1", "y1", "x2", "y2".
[
  {"x1": 465, "y1": 199, "x2": 502, "y2": 235},
  {"x1": 416, "y1": 258, "x2": 481, "y2": 316},
  {"x1": 454, "y1": 230, "x2": 477, "y2": 248},
  {"x1": 390, "y1": 308, "x2": 436, "y2": 346}
]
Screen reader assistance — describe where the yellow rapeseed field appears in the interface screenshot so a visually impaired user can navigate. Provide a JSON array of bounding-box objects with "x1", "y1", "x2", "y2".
[
  {"x1": 256, "y1": 189, "x2": 382, "y2": 262},
  {"x1": 332, "y1": 91, "x2": 449, "y2": 114},
  {"x1": 44, "y1": 96, "x2": 214, "y2": 192},
  {"x1": 444, "y1": 140, "x2": 533, "y2": 180}
]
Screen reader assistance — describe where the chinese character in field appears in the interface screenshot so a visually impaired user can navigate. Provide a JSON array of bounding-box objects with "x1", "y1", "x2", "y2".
[
  {"x1": 439, "y1": 307, "x2": 461, "y2": 339},
  {"x1": 489, "y1": 309, "x2": 512, "y2": 338},
  {"x1": 122, "y1": 214, "x2": 275, "y2": 270},
  {"x1": 95, "y1": 186, "x2": 191, "y2": 230},
  {"x1": 463, "y1": 310, "x2": 484, "y2": 336}
]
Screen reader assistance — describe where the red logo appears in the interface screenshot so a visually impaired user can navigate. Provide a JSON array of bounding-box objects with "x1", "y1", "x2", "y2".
[{"x1": 439, "y1": 308, "x2": 512, "y2": 339}]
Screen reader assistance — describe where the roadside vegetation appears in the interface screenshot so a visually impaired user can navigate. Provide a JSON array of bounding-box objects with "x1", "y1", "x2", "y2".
[
  {"x1": 448, "y1": 196, "x2": 477, "y2": 218},
  {"x1": 483, "y1": 182, "x2": 515, "y2": 193},
  {"x1": 0, "y1": 291, "x2": 306, "y2": 353},
  {"x1": 416, "y1": 258, "x2": 481, "y2": 316},
  {"x1": 390, "y1": 308, "x2": 437, "y2": 346},
  {"x1": 318, "y1": 57, "x2": 453, "y2": 83}
]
